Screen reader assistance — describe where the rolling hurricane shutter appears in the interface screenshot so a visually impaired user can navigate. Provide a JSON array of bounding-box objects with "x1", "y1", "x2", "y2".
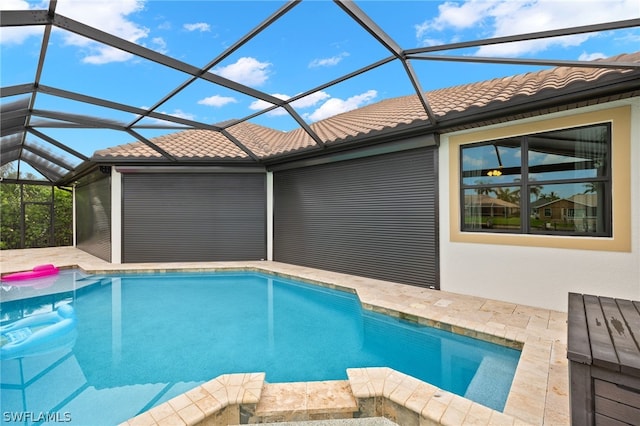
[
  {"x1": 76, "y1": 174, "x2": 111, "y2": 262},
  {"x1": 122, "y1": 173, "x2": 266, "y2": 263},
  {"x1": 274, "y1": 147, "x2": 438, "y2": 288}
]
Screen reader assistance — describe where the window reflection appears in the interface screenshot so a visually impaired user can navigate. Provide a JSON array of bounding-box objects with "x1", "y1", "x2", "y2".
[
  {"x1": 460, "y1": 123, "x2": 611, "y2": 236},
  {"x1": 528, "y1": 125, "x2": 608, "y2": 181},
  {"x1": 529, "y1": 182, "x2": 607, "y2": 233},
  {"x1": 462, "y1": 138, "x2": 521, "y2": 185},
  {"x1": 463, "y1": 188, "x2": 520, "y2": 231}
]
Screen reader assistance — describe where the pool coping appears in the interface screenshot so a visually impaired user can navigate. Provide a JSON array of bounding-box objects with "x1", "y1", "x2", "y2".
[{"x1": 0, "y1": 248, "x2": 569, "y2": 425}]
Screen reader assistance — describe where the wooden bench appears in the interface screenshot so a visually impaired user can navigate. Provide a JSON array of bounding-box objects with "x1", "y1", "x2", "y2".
[{"x1": 567, "y1": 293, "x2": 640, "y2": 425}]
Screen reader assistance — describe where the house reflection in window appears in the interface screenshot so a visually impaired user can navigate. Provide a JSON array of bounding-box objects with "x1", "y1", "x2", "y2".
[{"x1": 461, "y1": 123, "x2": 611, "y2": 237}]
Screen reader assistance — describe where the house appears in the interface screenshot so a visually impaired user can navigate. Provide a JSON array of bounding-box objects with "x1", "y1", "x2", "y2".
[
  {"x1": 67, "y1": 52, "x2": 640, "y2": 311},
  {"x1": 532, "y1": 194, "x2": 600, "y2": 232}
]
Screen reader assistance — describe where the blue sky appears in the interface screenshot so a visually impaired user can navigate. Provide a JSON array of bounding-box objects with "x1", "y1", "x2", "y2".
[{"x1": 1, "y1": 0, "x2": 639, "y2": 175}]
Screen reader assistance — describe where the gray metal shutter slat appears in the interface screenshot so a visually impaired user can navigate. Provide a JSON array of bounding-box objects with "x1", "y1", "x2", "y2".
[
  {"x1": 274, "y1": 147, "x2": 438, "y2": 288},
  {"x1": 123, "y1": 173, "x2": 265, "y2": 263}
]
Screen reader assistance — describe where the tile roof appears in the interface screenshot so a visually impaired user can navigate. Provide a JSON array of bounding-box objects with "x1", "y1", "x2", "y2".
[
  {"x1": 95, "y1": 129, "x2": 251, "y2": 160},
  {"x1": 94, "y1": 52, "x2": 640, "y2": 162}
]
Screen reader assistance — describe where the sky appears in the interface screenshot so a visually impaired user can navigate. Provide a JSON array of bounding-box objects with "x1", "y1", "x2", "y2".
[{"x1": 1, "y1": 0, "x2": 639, "y2": 177}]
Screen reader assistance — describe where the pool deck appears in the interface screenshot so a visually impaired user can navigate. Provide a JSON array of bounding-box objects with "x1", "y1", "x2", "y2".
[{"x1": 0, "y1": 247, "x2": 569, "y2": 425}]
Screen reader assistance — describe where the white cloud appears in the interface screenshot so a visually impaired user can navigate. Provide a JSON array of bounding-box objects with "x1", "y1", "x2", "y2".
[
  {"x1": 167, "y1": 109, "x2": 196, "y2": 121},
  {"x1": 251, "y1": 104, "x2": 289, "y2": 117},
  {"x1": 142, "y1": 108, "x2": 196, "y2": 125},
  {"x1": 249, "y1": 91, "x2": 331, "y2": 117},
  {"x1": 249, "y1": 94, "x2": 288, "y2": 113},
  {"x1": 616, "y1": 32, "x2": 640, "y2": 43},
  {"x1": 151, "y1": 37, "x2": 167, "y2": 54},
  {"x1": 416, "y1": 0, "x2": 493, "y2": 36},
  {"x1": 578, "y1": 51, "x2": 607, "y2": 61},
  {"x1": 0, "y1": 0, "x2": 48, "y2": 44},
  {"x1": 309, "y1": 52, "x2": 349, "y2": 68},
  {"x1": 212, "y1": 57, "x2": 271, "y2": 86},
  {"x1": 82, "y1": 46, "x2": 135, "y2": 64},
  {"x1": 0, "y1": 25, "x2": 43, "y2": 45},
  {"x1": 198, "y1": 95, "x2": 238, "y2": 107},
  {"x1": 157, "y1": 21, "x2": 172, "y2": 31},
  {"x1": 292, "y1": 91, "x2": 331, "y2": 108},
  {"x1": 307, "y1": 90, "x2": 377, "y2": 122},
  {"x1": 184, "y1": 22, "x2": 210, "y2": 32},
  {"x1": 418, "y1": 37, "x2": 446, "y2": 48},
  {"x1": 52, "y1": 0, "x2": 149, "y2": 64},
  {"x1": 416, "y1": 0, "x2": 640, "y2": 57}
]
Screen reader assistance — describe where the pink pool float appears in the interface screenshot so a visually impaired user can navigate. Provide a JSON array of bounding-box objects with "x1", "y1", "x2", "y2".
[{"x1": 1, "y1": 264, "x2": 59, "y2": 283}]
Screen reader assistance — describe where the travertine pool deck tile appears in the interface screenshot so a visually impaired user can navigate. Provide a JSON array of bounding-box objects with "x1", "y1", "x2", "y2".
[{"x1": 1, "y1": 247, "x2": 570, "y2": 425}]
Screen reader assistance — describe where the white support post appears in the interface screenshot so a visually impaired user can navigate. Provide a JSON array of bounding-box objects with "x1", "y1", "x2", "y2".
[
  {"x1": 267, "y1": 171, "x2": 274, "y2": 261},
  {"x1": 111, "y1": 168, "x2": 122, "y2": 264}
]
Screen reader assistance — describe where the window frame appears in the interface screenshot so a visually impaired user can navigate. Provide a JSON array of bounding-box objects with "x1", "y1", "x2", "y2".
[
  {"x1": 459, "y1": 123, "x2": 612, "y2": 237},
  {"x1": 447, "y1": 105, "x2": 632, "y2": 252}
]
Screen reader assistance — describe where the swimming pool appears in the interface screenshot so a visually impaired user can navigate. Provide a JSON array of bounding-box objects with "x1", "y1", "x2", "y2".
[{"x1": 0, "y1": 270, "x2": 520, "y2": 425}]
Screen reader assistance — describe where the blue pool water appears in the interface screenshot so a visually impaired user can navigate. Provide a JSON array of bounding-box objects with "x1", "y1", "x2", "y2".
[{"x1": 0, "y1": 271, "x2": 520, "y2": 425}]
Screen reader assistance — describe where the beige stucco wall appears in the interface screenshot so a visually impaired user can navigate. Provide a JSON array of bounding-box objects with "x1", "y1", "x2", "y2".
[{"x1": 439, "y1": 99, "x2": 640, "y2": 311}]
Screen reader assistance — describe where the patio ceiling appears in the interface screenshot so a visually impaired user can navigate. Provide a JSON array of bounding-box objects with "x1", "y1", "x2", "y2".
[{"x1": 1, "y1": 0, "x2": 639, "y2": 185}]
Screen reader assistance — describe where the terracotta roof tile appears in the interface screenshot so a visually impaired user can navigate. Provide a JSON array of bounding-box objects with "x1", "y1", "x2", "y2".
[
  {"x1": 97, "y1": 141, "x2": 164, "y2": 159},
  {"x1": 269, "y1": 128, "x2": 317, "y2": 156},
  {"x1": 95, "y1": 129, "x2": 250, "y2": 160},
  {"x1": 94, "y1": 52, "x2": 639, "y2": 162}
]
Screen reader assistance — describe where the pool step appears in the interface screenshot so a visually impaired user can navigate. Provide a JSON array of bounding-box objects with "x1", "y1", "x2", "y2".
[
  {"x1": 250, "y1": 380, "x2": 360, "y2": 424},
  {"x1": 251, "y1": 418, "x2": 399, "y2": 425}
]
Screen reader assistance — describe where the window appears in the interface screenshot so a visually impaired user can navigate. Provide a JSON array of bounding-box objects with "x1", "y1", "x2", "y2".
[{"x1": 460, "y1": 123, "x2": 611, "y2": 236}]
